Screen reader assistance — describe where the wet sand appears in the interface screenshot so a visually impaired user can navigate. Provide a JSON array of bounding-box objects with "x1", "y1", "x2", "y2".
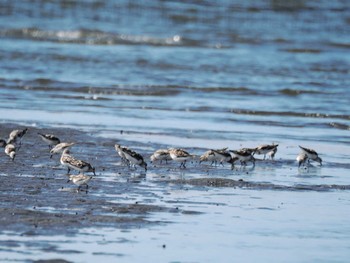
[
  {"x1": 0, "y1": 124, "x2": 203, "y2": 235},
  {"x1": 1, "y1": 123, "x2": 348, "y2": 233},
  {"x1": 1, "y1": 123, "x2": 350, "y2": 262}
]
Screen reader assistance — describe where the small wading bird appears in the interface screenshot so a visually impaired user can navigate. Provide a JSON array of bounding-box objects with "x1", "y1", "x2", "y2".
[
  {"x1": 200, "y1": 148, "x2": 237, "y2": 169},
  {"x1": 8, "y1": 128, "x2": 28, "y2": 146},
  {"x1": 67, "y1": 174, "x2": 93, "y2": 193},
  {"x1": 254, "y1": 144, "x2": 279, "y2": 160},
  {"x1": 150, "y1": 149, "x2": 171, "y2": 164},
  {"x1": 199, "y1": 147, "x2": 228, "y2": 166},
  {"x1": 122, "y1": 147, "x2": 147, "y2": 171},
  {"x1": 296, "y1": 152, "x2": 308, "y2": 168},
  {"x1": 60, "y1": 148, "x2": 96, "y2": 175},
  {"x1": 229, "y1": 148, "x2": 255, "y2": 166},
  {"x1": 38, "y1": 132, "x2": 60, "y2": 149},
  {"x1": 169, "y1": 148, "x2": 196, "y2": 168},
  {"x1": 5, "y1": 143, "x2": 16, "y2": 161},
  {"x1": 299, "y1": 145, "x2": 322, "y2": 166},
  {"x1": 50, "y1": 142, "x2": 75, "y2": 158},
  {"x1": 114, "y1": 144, "x2": 130, "y2": 165},
  {"x1": 213, "y1": 149, "x2": 239, "y2": 169}
]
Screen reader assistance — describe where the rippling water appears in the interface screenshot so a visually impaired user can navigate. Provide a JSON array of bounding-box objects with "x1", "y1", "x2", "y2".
[{"x1": 1, "y1": 0, "x2": 350, "y2": 262}]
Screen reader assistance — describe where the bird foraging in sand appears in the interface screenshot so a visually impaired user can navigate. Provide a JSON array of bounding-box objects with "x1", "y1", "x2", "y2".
[
  {"x1": 122, "y1": 147, "x2": 147, "y2": 171},
  {"x1": 199, "y1": 148, "x2": 227, "y2": 166},
  {"x1": 229, "y1": 149, "x2": 255, "y2": 166},
  {"x1": 199, "y1": 149, "x2": 218, "y2": 166},
  {"x1": 5, "y1": 143, "x2": 16, "y2": 161},
  {"x1": 60, "y1": 148, "x2": 96, "y2": 175},
  {"x1": 296, "y1": 152, "x2": 309, "y2": 168},
  {"x1": 50, "y1": 142, "x2": 75, "y2": 158},
  {"x1": 67, "y1": 174, "x2": 93, "y2": 193},
  {"x1": 199, "y1": 148, "x2": 237, "y2": 168},
  {"x1": 299, "y1": 145, "x2": 322, "y2": 166},
  {"x1": 8, "y1": 128, "x2": 28, "y2": 146},
  {"x1": 38, "y1": 132, "x2": 60, "y2": 149},
  {"x1": 150, "y1": 149, "x2": 171, "y2": 164},
  {"x1": 114, "y1": 144, "x2": 130, "y2": 165},
  {"x1": 169, "y1": 148, "x2": 196, "y2": 168},
  {"x1": 254, "y1": 144, "x2": 279, "y2": 160}
]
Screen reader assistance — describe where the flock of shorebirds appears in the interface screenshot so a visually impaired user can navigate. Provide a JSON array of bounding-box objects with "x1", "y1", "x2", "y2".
[{"x1": 1, "y1": 128, "x2": 323, "y2": 192}]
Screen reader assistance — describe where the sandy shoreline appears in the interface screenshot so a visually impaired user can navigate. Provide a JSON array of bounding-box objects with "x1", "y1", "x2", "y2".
[
  {"x1": 1, "y1": 123, "x2": 349, "y2": 235},
  {"x1": 0, "y1": 123, "x2": 200, "y2": 236},
  {"x1": 1, "y1": 123, "x2": 350, "y2": 262}
]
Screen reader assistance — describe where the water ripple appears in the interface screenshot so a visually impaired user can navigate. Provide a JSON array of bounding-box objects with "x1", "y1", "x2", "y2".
[{"x1": 0, "y1": 28, "x2": 208, "y2": 48}]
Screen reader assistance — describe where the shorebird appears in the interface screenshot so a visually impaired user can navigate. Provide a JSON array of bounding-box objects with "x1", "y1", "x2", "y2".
[
  {"x1": 212, "y1": 149, "x2": 238, "y2": 169},
  {"x1": 214, "y1": 150, "x2": 238, "y2": 168},
  {"x1": 8, "y1": 128, "x2": 28, "y2": 145},
  {"x1": 60, "y1": 148, "x2": 96, "y2": 175},
  {"x1": 5, "y1": 143, "x2": 16, "y2": 161},
  {"x1": 199, "y1": 148, "x2": 237, "y2": 168},
  {"x1": 254, "y1": 144, "x2": 279, "y2": 160},
  {"x1": 200, "y1": 149, "x2": 218, "y2": 166},
  {"x1": 267, "y1": 147, "x2": 278, "y2": 160},
  {"x1": 296, "y1": 153, "x2": 308, "y2": 167},
  {"x1": 169, "y1": 148, "x2": 195, "y2": 168},
  {"x1": 122, "y1": 147, "x2": 147, "y2": 171},
  {"x1": 199, "y1": 148, "x2": 228, "y2": 166},
  {"x1": 240, "y1": 147, "x2": 256, "y2": 155},
  {"x1": 150, "y1": 149, "x2": 171, "y2": 164},
  {"x1": 114, "y1": 144, "x2": 130, "y2": 165},
  {"x1": 50, "y1": 142, "x2": 75, "y2": 158},
  {"x1": 38, "y1": 132, "x2": 60, "y2": 149},
  {"x1": 299, "y1": 145, "x2": 322, "y2": 166},
  {"x1": 67, "y1": 174, "x2": 93, "y2": 193},
  {"x1": 229, "y1": 149, "x2": 255, "y2": 166}
]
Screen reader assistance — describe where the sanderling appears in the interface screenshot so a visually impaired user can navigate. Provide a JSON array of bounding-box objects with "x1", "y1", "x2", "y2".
[
  {"x1": 299, "y1": 145, "x2": 322, "y2": 166},
  {"x1": 296, "y1": 152, "x2": 308, "y2": 168},
  {"x1": 5, "y1": 143, "x2": 16, "y2": 161},
  {"x1": 240, "y1": 147, "x2": 256, "y2": 155},
  {"x1": 214, "y1": 150, "x2": 238, "y2": 168},
  {"x1": 199, "y1": 149, "x2": 218, "y2": 165},
  {"x1": 60, "y1": 148, "x2": 96, "y2": 175},
  {"x1": 50, "y1": 142, "x2": 75, "y2": 158},
  {"x1": 267, "y1": 147, "x2": 278, "y2": 160},
  {"x1": 38, "y1": 132, "x2": 60, "y2": 149},
  {"x1": 254, "y1": 144, "x2": 279, "y2": 160},
  {"x1": 67, "y1": 174, "x2": 93, "y2": 193},
  {"x1": 150, "y1": 149, "x2": 171, "y2": 164},
  {"x1": 213, "y1": 149, "x2": 238, "y2": 169},
  {"x1": 169, "y1": 148, "x2": 195, "y2": 168},
  {"x1": 8, "y1": 128, "x2": 28, "y2": 145},
  {"x1": 229, "y1": 149, "x2": 255, "y2": 166},
  {"x1": 114, "y1": 144, "x2": 130, "y2": 165},
  {"x1": 200, "y1": 148, "x2": 229, "y2": 166},
  {"x1": 122, "y1": 147, "x2": 147, "y2": 171}
]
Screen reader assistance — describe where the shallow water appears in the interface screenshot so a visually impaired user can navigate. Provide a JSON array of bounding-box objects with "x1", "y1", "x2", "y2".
[{"x1": 1, "y1": 0, "x2": 350, "y2": 262}]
